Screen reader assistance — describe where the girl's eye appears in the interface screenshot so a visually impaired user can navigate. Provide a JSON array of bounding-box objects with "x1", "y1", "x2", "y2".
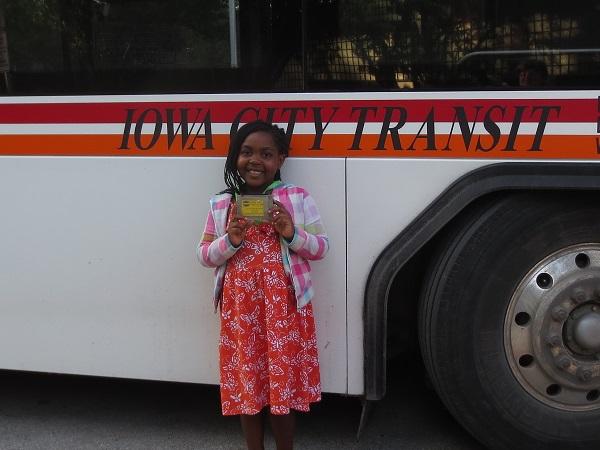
[
  {"x1": 262, "y1": 151, "x2": 274, "y2": 159},
  {"x1": 240, "y1": 149, "x2": 252, "y2": 157}
]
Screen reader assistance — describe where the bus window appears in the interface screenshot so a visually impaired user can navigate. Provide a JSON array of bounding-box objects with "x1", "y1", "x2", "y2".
[
  {"x1": 0, "y1": 0, "x2": 303, "y2": 95},
  {"x1": 304, "y1": 0, "x2": 600, "y2": 90},
  {"x1": 3, "y1": 0, "x2": 599, "y2": 94}
]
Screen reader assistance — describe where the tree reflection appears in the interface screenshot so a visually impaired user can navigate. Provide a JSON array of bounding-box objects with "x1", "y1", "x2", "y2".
[{"x1": 306, "y1": 0, "x2": 599, "y2": 89}]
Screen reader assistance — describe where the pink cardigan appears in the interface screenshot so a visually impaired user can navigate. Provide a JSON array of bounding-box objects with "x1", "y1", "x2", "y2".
[{"x1": 197, "y1": 183, "x2": 329, "y2": 311}]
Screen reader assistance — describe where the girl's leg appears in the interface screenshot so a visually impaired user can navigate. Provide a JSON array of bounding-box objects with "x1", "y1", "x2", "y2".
[
  {"x1": 269, "y1": 411, "x2": 295, "y2": 450},
  {"x1": 240, "y1": 413, "x2": 265, "y2": 450}
]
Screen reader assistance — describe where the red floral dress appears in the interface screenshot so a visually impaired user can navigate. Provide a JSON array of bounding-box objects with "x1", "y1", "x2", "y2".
[{"x1": 219, "y1": 208, "x2": 321, "y2": 415}]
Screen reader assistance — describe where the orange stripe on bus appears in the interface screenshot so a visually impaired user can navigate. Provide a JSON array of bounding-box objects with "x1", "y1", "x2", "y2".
[
  {"x1": 290, "y1": 135, "x2": 600, "y2": 158},
  {"x1": 0, "y1": 134, "x2": 597, "y2": 159},
  {"x1": 0, "y1": 135, "x2": 230, "y2": 157}
]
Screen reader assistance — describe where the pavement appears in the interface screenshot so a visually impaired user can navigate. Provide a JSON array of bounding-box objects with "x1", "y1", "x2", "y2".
[{"x1": 0, "y1": 359, "x2": 484, "y2": 449}]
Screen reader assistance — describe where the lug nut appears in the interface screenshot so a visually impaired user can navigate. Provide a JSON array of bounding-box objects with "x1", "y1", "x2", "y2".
[
  {"x1": 571, "y1": 289, "x2": 587, "y2": 304},
  {"x1": 555, "y1": 355, "x2": 572, "y2": 370},
  {"x1": 545, "y1": 334, "x2": 561, "y2": 347},
  {"x1": 577, "y1": 367, "x2": 593, "y2": 382},
  {"x1": 552, "y1": 307, "x2": 568, "y2": 322}
]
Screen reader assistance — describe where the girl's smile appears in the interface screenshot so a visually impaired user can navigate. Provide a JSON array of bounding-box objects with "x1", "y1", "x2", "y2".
[{"x1": 237, "y1": 131, "x2": 285, "y2": 193}]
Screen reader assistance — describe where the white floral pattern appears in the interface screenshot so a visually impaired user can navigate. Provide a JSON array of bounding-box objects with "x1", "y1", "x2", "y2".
[{"x1": 219, "y1": 217, "x2": 321, "y2": 416}]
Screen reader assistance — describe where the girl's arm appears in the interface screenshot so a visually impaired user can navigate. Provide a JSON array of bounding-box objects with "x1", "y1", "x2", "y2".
[
  {"x1": 197, "y1": 208, "x2": 240, "y2": 268},
  {"x1": 285, "y1": 192, "x2": 329, "y2": 261}
]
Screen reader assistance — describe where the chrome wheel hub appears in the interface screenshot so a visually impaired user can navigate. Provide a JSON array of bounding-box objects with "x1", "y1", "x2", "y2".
[
  {"x1": 568, "y1": 309, "x2": 600, "y2": 354},
  {"x1": 505, "y1": 244, "x2": 600, "y2": 411}
]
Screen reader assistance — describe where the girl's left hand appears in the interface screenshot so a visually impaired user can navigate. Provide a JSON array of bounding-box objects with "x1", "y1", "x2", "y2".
[{"x1": 269, "y1": 200, "x2": 294, "y2": 241}]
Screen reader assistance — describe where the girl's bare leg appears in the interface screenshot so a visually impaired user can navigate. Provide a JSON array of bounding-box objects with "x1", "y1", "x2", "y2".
[
  {"x1": 269, "y1": 411, "x2": 295, "y2": 450},
  {"x1": 240, "y1": 413, "x2": 265, "y2": 450}
]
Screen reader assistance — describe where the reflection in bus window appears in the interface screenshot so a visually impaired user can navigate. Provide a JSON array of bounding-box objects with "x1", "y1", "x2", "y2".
[
  {"x1": 518, "y1": 59, "x2": 548, "y2": 87},
  {"x1": 1, "y1": 0, "x2": 235, "y2": 94},
  {"x1": 305, "y1": 0, "x2": 600, "y2": 90},
  {"x1": 1, "y1": 0, "x2": 599, "y2": 94}
]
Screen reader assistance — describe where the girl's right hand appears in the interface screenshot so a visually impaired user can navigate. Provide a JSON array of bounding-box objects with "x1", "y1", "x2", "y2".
[{"x1": 226, "y1": 204, "x2": 249, "y2": 247}]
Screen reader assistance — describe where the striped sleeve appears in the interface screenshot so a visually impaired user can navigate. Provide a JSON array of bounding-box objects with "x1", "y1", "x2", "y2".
[
  {"x1": 286, "y1": 191, "x2": 329, "y2": 261},
  {"x1": 197, "y1": 207, "x2": 239, "y2": 267}
]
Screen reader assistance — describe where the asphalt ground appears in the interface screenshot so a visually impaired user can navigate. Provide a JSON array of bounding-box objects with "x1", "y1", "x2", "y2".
[{"x1": 0, "y1": 359, "x2": 485, "y2": 450}]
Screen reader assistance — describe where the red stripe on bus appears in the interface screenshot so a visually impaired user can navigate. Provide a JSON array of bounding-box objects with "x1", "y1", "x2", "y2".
[{"x1": 0, "y1": 98, "x2": 595, "y2": 123}]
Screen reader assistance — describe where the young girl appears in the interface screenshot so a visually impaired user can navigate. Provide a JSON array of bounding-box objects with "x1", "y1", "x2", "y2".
[{"x1": 197, "y1": 120, "x2": 329, "y2": 450}]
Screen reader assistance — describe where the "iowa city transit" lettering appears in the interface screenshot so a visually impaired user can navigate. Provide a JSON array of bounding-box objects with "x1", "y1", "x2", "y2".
[{"x1": 118, "y1": 104, "x2": 562, "y2": 153}]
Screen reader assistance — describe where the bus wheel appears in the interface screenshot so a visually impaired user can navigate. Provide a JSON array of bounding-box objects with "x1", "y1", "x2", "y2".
[{"x1": 419, "y1": 193, "x2": 600, "y2": 450}]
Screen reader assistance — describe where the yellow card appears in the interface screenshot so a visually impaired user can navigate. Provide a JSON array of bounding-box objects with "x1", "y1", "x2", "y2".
[{"x1": 236, "y1": 195, "x2": 273, "y2": 221}]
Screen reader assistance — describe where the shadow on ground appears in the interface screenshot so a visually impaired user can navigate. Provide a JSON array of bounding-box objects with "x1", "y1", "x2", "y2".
[{"x1": 0, "y1": 357, "x2": 484, "y2": 450}]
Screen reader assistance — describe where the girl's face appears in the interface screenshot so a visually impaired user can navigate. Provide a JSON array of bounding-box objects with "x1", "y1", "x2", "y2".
[{"x1": 236, "y1": 131, "x2": 285, "y2": 194}]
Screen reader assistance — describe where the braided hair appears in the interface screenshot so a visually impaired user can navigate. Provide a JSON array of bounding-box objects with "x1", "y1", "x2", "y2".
[{"x1": 224, "y1": 120, "x2": 289, "y2": 194}]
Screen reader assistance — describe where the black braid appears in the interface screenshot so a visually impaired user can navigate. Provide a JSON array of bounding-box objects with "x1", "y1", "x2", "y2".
[{"x1": 223, "y1": 120, "x2": 289, "y2": 194}]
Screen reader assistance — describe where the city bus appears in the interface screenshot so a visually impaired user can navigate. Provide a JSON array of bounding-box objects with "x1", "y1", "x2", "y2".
[{"x1": 0, "y1": 0, "x2": 599, "y2": 448}]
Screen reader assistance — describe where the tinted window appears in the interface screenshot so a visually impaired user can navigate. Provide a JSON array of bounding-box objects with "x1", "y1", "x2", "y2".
[
  {"x1": 1, "y1": 0, "x2": 598, "y2": 94},
  {"x1": 305, "y1": 0, "x2": 600, "y2": 89},
  {"x1": 1, "y1": 0, "x2": 300, "y2": 94}
]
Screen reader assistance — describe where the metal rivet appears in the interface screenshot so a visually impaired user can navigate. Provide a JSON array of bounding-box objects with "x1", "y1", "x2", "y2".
[
  {"x1": 555, "y1": 355, "x2": 571, "y2": 370},
  {"x1": 545, "y1": 334, "x2": 561, "y2": 347},
  {"x1": 571, "y1": 289, "x2": 587, "y2": 304},
  {"x1": 552, "y1": 307, "x2": 568, "y2": 321},
  {"x1": 577, "y1": 368, "x2": 593, "y2": 382}
]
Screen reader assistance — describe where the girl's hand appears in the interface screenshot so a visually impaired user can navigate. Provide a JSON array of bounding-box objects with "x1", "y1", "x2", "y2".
[
  {"x1": 227, "y1": 204, "x2": 250, "y2": 247},
  {"x1": 270, "y1": 200, "x2": 294, "y2": 241}
]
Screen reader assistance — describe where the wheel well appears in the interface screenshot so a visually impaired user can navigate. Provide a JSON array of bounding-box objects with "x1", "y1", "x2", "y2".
[
  {"x1": 365, "y1": 162, "x2": 600, "y2": 401},
  {"x1": 386, "y1": 192, "x2": 508, "y2": 359},
  {"x1": 385, "y1": 189, "x2": 600, "y2": 360}
]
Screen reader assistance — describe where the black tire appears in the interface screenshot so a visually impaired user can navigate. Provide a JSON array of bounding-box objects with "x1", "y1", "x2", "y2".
[{"x1": 419, "y1": 192, "x2": 600, "y2": 450}]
